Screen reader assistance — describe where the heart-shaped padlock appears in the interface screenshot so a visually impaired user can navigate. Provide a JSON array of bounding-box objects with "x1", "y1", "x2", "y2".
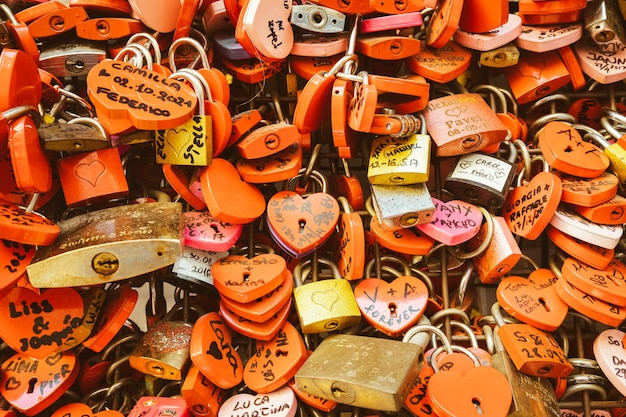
[
  {"x1": 219, "y1": 298, "x2": 292, "y2": 342},
  {"x1": 354, "y1": 275, "x2": 429, "y2": 337},
  {"x1": 212, "y1": 253, "x2": 286, "y2": 303},
  {"x1": 497, "y1": 268, "x2": 568, "y2": 331},
  {"x1": 416, "y1": 198, "x2": 483, "y2": 246},
  {"x1": 561, "y1": 258, "x2": 626, "y2": 307},
  {"x1": 243, "y1": 321, "x2": 307, "y2": 393},
  {"x1": 502, "y1": 171, "x2": 562, "y2": 240},
  {"x1": 0, "y1": 350, "x2": 78, "y2": 416},
  {"x1": 182, "y1": 211, "x2": 243, "y2": 252},
  {"x1": 266, "y1": 190, "x2": 340, "y2": 258},
  {"x1": 594, "y1": 329, "x2": 626, "y2": 397},
  {"x1": 190, "y1": 311, "x2": 243, "y2": 389},
  {"x1": 0, "y1": 286, "x2": 84, "y2": 359},
  {"x1": 217, "y1": 385, "x2": 297, "y2": 417}
]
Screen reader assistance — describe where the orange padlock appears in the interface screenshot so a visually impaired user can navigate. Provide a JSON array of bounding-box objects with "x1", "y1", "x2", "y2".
[{"x1": 56, "y1": 147, "x2": 129, "y2": 207}]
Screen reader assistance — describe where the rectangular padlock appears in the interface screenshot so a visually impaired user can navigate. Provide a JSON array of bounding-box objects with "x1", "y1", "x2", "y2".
[
  {"x1": 294, "y1": 334, "x2": 422, "y2": 412},
  {"x1": 26, "y1": 202, "x2": 183, "y2": 288},
  {"x1": 39, "y1": 38, "x2": 107, "y2": 78},
  {"x1": 370, "y1": 182, "x2": 435, "y2": 231},
  {"x1": 584, "y1": 0, "x2": 625, "y2": 47},
  {"x1": 422, "y1": 93, "x2": 508, "y2": 156},
  {"x1": 367, "y1": 133, "x2": 431, "y2": 185}
]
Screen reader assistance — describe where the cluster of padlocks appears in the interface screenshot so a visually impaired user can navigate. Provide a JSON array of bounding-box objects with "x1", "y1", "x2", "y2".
[{"x1": 4, "y1": 0, "x2": 626, "y2": 416}]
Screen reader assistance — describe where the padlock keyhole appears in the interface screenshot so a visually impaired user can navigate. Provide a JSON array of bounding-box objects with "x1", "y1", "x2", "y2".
[
  {"x1": 472, "y1": 398, "x2": 484, "y2": 415},
  {"x1": 27, "y1": 377, "x2": 37, "y2": 394},
  {"x1": 243, "y1": 272, "x2": 250, "y2": 282},
  {"x1": 298, "y1": 218, "x2": 307, "y2": 232},
  {"x1": 564, "y1": 146, "x2": 574, "y2": 153},
  {"x1": 388, "y1": 302, "x2": 398, "y2": 317},
  {"x1": 538, "y1": 297, "x2": 551, "y2": 312}
]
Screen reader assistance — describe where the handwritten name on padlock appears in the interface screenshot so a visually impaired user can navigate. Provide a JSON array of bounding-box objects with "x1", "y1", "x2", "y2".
[
  {"x1": 182, "y1": 211, "x2": 243, "y2": 252},
  {"x1": 416, "y1": 198, "x2": 482, "y2": 246},
  {"x1": 0, "y1": 239, "x2": 35, "y2": 290},
  {"x1": 0, "y1": 287, "x2": 83, "y2": 359},
  {"x1": 218, "y1": 385, "x2": 297, "y2": 417},
  {"x1": 368, "y1": 134, "x2": 430, "y2": 185},
  {"x1": 503, "y1": 171, "x2": 562, "y2": 240},
  {"x1": 87, "y1": 60, "x2": 197, "y2": 130},
  {"x1": 266, "y1": 191, "x2": 340, "y2": 257},
  {"x1": 1, "y1": 351, "x2": 77, "y2": 416},
  {"x1": 594, "y1": 329, "x2": 626, "y2": 397},
  {"x1": 156, "y1": 115, "x2": 211, "y2": 166}
]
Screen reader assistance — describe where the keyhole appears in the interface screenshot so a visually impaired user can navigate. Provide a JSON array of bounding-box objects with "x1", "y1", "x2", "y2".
[
  {"x1": 388, "y1": 302, "x2": 398, "y2": 318},
  {"x1": 472, "y1": 398, "x2": 484, "y2": 415},
  {"x1": 243, "y1": 272, "x2": 250, "y2": 282},
  {"x1": 539, "y1": 298, "x2": 551, "y2": 312},
  {"x1": 564, "y1": 145, "x2": 574, "y2": 153},
  {"x1": 49, "y1": 16, "x2": 65, "y2": 32},
  {"x1": 96, "y1": 19, "x2": 110, "y2": 35},
  {"x1": 27, "y1": 378, "x2": 37, "y2": 394},
  {"x1": 298, "y1": 218, "x2": 307, "y2": 232}
]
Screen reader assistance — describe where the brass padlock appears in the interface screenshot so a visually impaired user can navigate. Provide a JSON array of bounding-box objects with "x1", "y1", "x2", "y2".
[
  {"x1": 369, "y1": 182, "x2": 435, "y2": 231},
  {"x1": 26, "y1": 202, "x2": 183, "y2": 288},
  {"x1": 129, "y1": 300, "x2": 196, "y2": 381},
  {"x1": 39, "y1": 117, "x2": 112, "y2": 152},
  {"x1": 294, "y1": 333, "x2": 423, "y2": 411},
  {"x1": 422, "y1": 93, "x2": 509, "y2": 156},
  {"x1": 293, "y1": 257, "x2": 361, "y2": 334},
  {"x1": 367, "y1": 116, "x2": 431, "y2": 186},
  {"x1": 584, "y1": 0, "x2": 625, "y2": 47}
]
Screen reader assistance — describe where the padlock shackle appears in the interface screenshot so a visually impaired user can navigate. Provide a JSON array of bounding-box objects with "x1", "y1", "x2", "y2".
[
  {"x1": 435, "y1": 320, "x2": 479, "y2": 348},
  {"x1": 127, "y1": 33, "x2": 162, "y2": 64},
  {"x1": 170, "y1": 70, "x2": 205, "y2": 115},
  {"x1": 447, "y1": 206, "x2": 493, "y2": 260},
  {"x1": 176, "y1": 68, "x2": 213, "y2": 103},
  {"x1": 429, "y1": 345, "x2": 481, "y2": 372},
  {"x1": 402, "y1": 324, "x2": 452, "y2": 354},
  {"x1": 169, "y1": 36, "x2": 211, "y2": 72},
  {"x1": 67, "y1": 117, "x2": 109, "y2": 140}
]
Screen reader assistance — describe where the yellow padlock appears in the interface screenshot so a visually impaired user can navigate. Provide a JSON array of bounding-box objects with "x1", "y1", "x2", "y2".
[{"x1": 293, "y1": 257, "x2": 361, "y2": 334}]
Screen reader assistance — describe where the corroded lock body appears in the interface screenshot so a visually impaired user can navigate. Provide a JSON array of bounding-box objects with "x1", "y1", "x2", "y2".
[
  {"x1": 422, "y1": 93, "x2": 508, "y2": 156},
  {"x1": 27, "y1": 202, "x2": 183, "y2": 288},
  {"x1": 294, "y1": 334, "x2": 422, "y2": 412},
  {"x1": 293, "y1": 258, "x2": 361, "y2": 334},
  {"x1": 370, "y1": 182, "x2": 435, "y2": 231}
]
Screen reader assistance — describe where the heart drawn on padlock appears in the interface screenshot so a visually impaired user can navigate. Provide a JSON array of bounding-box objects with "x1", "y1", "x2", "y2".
[
  {"x1": 502, "y1": 171, "x2": 562, "y2": 240},
  {"x1": 311, "y1": 289, "x2": 339, "y2": 311},
  {"x1": 218, "y1": 385, "x2": 297, "y2": 417},
  {"x1": 51, "y1": 403, "x2": 124, "y2": 417},
  {"x1": 74, "y1": 160, "x2": 106, "y2": 187},
  {"x1": 266, "y1": 190, "x2": 340, "y2": 257},
  {"x1": 0, "y1": 350, "x2": 78, "y2": 415},
  {"x1": 354, "y1": 275, "x2": 428, "y2": 337},
  {"x1": 190, "y1": 312, "x2": 243, "y2": 389},
  {"x1": 594, "y1": 329, "x2": 626, "y2": 397},
  {"x1": 0, "y1": 286, "x2": 84, "y2": 359},
  {"x1": 242, "y1": 321, "x2": 307, "y2": 393},
  {"x1": 519, "y1": 57, "x2": 546, "y2": 79},
  {"x1": 427, "y1": 366, "x2": 512, "y2": 417},
  {"x1": 458, "y1": 161, "x2": 472, "y2": 170},
  {"x1": 444, "y1": 105, "x2": 468, "y2": 118},
  {"x1": 212, "y1": 254, "x2": 286, "y2": 303},
  {"x1": 164, "y1": 127, "x2": 192, "y2": 157},
  {"x1": 497, "y1": 268, "x2": 568, "y2": 332},
  {"x1": 416, "y1": 198, "x2": 483, "y2": 246}
]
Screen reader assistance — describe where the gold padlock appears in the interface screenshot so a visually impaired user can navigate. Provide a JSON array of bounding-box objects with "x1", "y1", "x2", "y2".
[
  {"x1": 293, "y1": 257, "x2": 361, "y2": 334},
  {"x1": 27, "y1": 202, "x2": 183, "y2": 288}
]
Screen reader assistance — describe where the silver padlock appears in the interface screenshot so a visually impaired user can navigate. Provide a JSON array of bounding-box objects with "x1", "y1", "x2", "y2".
[
  {"x1": 291, "y1": 4, "x2": 346, "y2": 33},
  {"x1": 39, "y1": 38, "x2": 107, "y2": 78},
  {"x1": 370, "y1": 182, "x2": 435, "y2": 231},
  {"x1": 584, "y1": 0, "x2": 625, "y2": 47}
]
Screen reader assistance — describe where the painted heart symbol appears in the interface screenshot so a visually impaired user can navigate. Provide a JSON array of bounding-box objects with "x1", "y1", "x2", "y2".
[
  {"x1": 594, "y1": 329, "x2": 626, "y2": 397},
  {"x1": 164, "y1": 127, "x2": 191, "y2": 157},
  {"x1": 493, "y1": 171, "x2": 505, "y2": 179},
  {"x1": 0, "y1": 287, "x2": 84, "y2": 359},
  {"x1": 74, "y1": 160, "x2": 106, "y2": 187},
  {"x1": 87, "y1": 60, "x2": 197, "y2": 131},
  {"x1": 182, "y1": 211, "x2": 243, "y2": 252},
  {"x1": 1, "y1": 350, "x2": 78, "y2": 416},
  {"x1": 496, "y1": 268, "x2": 568, "y2": 332},
  {"x1": 427, "y1": 366, "x2": 512, "y2": 417},
  {"x1": 458, "y1": 161, "x2": 472, "y2": 169},
  {"x1": 311, "y1": 289, "x2": 339, "y2": 311},
  {"x1": 354, "y1": 275, "x2": 428, "y2": 337},
  {"x1": 52, "y1": 403, "x2": 124, "y2": 417},
  {"x1": 190, "y1": 312, "x2": 243, "y2": 389},
  {"x1": 502, "y1": 171, "x2": 562, "y2": 240},
  {"x1": 444, "y1": 105, "x2": 468, "y2": 118},
  {"x1": 212, "y1": 253, "x2": 286, "y2": 303},
  {"x1": 266, "y1": 190, "x2": 340, "y2": 257},
  {"x1": 519, "y1": 56, "x2": 546, "y2": 79},
  {"x1": 416, "y1": 198, "x2": 483, "y2": 246},
  {"x1": 218, "y1": 385, "x2": 298, "y2": 417},
  {"x1": 200, "y1": 158, "x2": 266, "y2": 225},
  {"x1": 243, "y1": 321, "x2": 307, "y2": 393}
]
